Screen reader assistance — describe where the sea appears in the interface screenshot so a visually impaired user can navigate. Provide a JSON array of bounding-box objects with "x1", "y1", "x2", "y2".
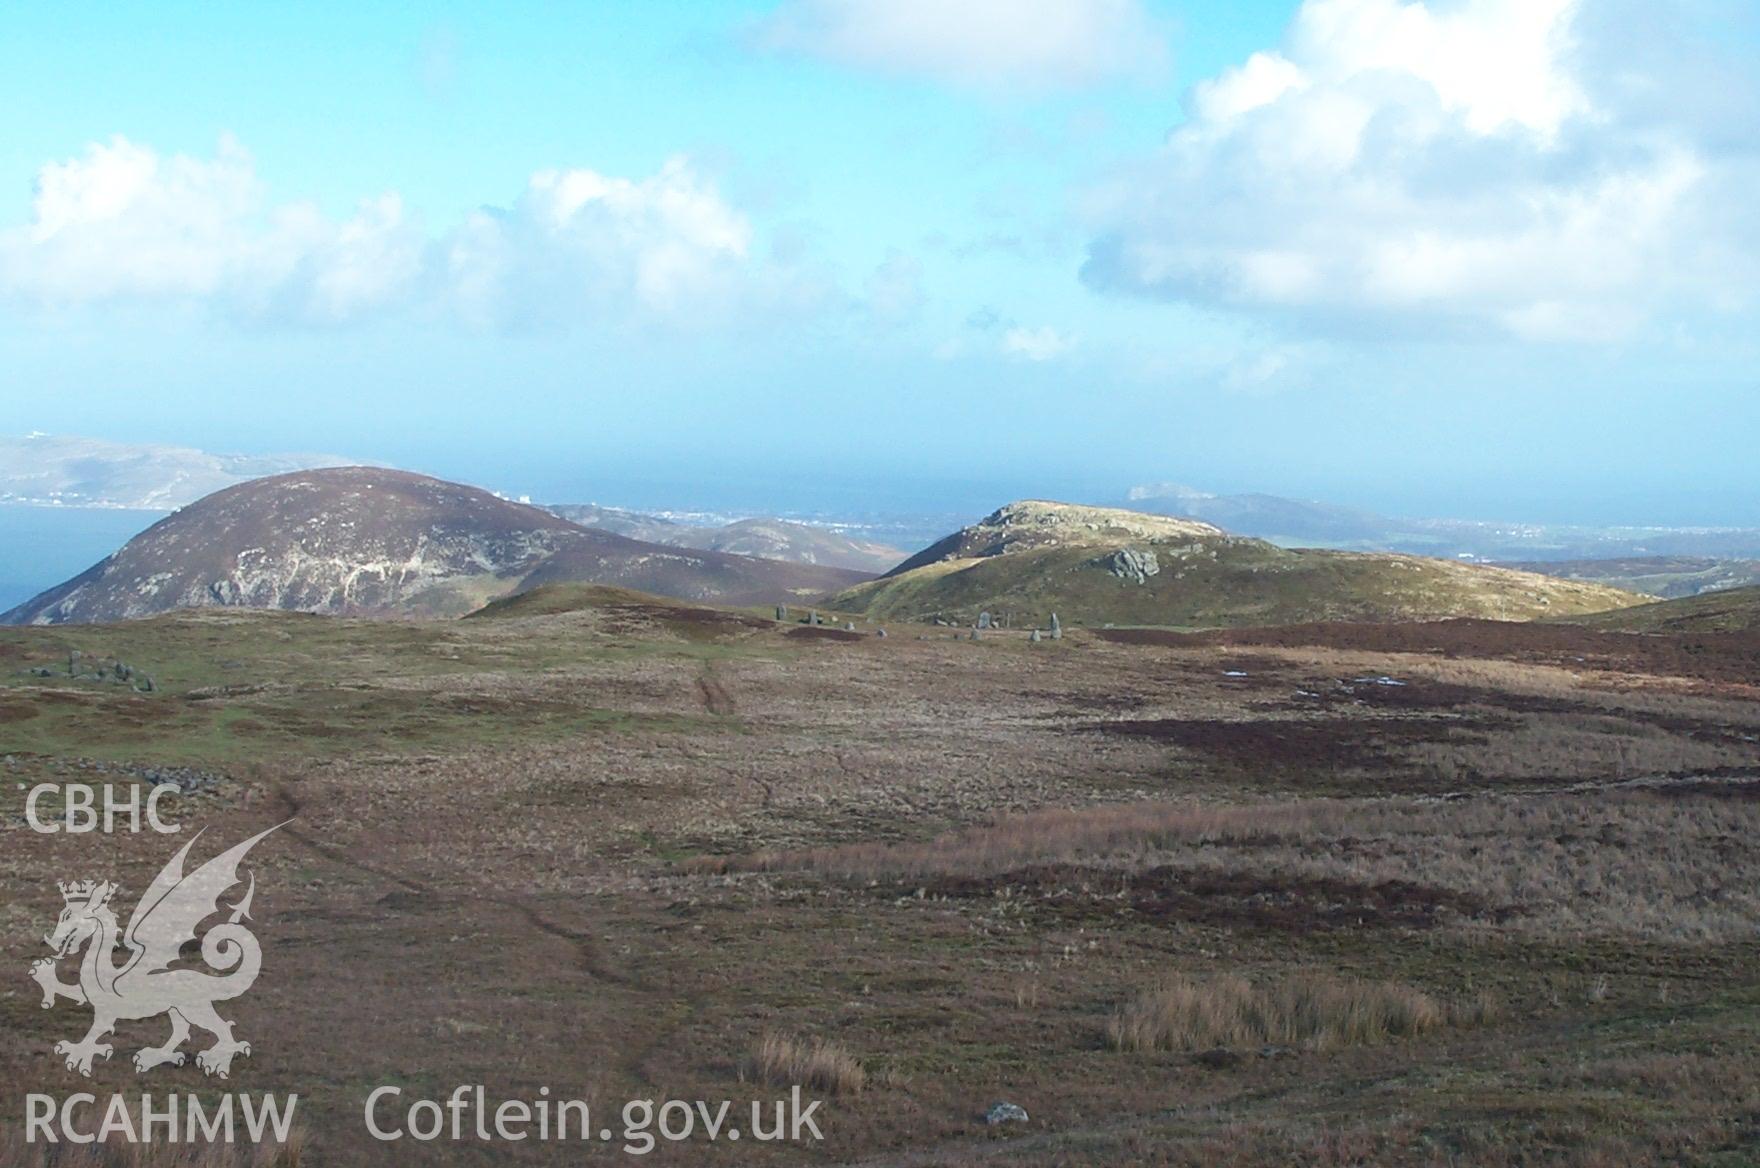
[{"x1": 0, "y1": 504, "x2": 164, "y2": 614}]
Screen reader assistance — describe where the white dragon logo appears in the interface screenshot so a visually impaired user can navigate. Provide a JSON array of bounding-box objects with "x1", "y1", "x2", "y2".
[{"x1": 28, "y1": 824, "x2": 285, "y2": 1078}]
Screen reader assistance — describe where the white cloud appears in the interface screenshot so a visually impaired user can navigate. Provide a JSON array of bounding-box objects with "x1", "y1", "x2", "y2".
[
  {"x1": 0, "y1": 135, "x2": 423, "y2": 322},
  {"x1": 1001, "y1": 324, "x2": 1075, "y2": 361},
  {"x1": 1082, "y1": 0, "x2": 1759, "y2": 341},
  {"x1": 757, "y1": 0, "x2": 1165, "y2": 90},
  {"x1": 0, "y1": 138, "x2": 769, "y2": 329},
  {"x1": 447, "y1": 157, "x2": 754, "y2": 325}
]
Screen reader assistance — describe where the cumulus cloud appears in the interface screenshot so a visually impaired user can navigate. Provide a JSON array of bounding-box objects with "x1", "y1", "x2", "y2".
[
  {"x1": 445, "y1": 157, "x2": 754, "y2": 326},
  {"x1": 0, "y1": 137, "x2": 767, "y2": 329},
  {"x1": 0, "y1": 135, "x2": 424, "y2": 322},
  {"x1": 1081, "y1": 0, "x2": 1760, "y2": 341},
  {"x1": 757, "y1": 0, "x2": 1165, "y2": 90}
]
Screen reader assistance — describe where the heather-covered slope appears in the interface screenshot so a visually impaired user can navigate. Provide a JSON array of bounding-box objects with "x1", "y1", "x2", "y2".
[{"x1": 2, "y1": 468, "x2": 869, "y2": 624}]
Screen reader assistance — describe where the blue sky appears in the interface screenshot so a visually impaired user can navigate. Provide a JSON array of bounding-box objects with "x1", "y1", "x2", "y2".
[{"x1": 1, "y1": 0, "x2": 1756, "y2": 523}]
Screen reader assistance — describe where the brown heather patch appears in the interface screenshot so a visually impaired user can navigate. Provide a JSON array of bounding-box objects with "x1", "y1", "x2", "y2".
[
  {"x1": 1086, "y1": 714, "x2": 1488, "y2": 770},
  {"x1": 692, "y1": 791, "x2": 1760, "y2": 940},
  {"x1": 0, "y1": 698, "x2": 41, "y2": 723},
  {"x1": 1095, "y1": 619, "x2": 1760, "y2": 685},
  {"x1": 599, "y1": 602, "x2": 774, "y2": 642},
  {"x1": 783, "y1": 625, "x2": 865, "y2": 642},
  {"x1": 685, "y1": 801, "x2": 1335, "y2": 880},
  {"x1": 913, "y1": 864, "x2": 1492, "y2": 931}
]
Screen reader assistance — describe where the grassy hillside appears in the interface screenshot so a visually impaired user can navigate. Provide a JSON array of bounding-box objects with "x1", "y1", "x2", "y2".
[
  {"x1": 1504, "y1": 555, "x2": 1760, "y2": 599},
  {"x1": 1571, "y1": 583, "x2": 1760, "y2": 633},
  {"x1": 835, "y1": 531, "x2": 1644, "y2": 629}
]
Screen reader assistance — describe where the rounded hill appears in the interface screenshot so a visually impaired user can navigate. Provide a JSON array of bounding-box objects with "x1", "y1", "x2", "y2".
[{"x1": 2, "y1": 467, "x2": 870, "y2": 624}]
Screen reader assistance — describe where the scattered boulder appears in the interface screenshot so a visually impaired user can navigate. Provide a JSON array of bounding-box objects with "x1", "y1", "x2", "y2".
[
  {"x1": 28, "y1": 653, "x2": 158, "y2": 691},
  {"x1": 1029, "y1": 629, "x2": 1041, "y2": 643},
  {"x1": 985, "y1": 1102, "x2": 1029, "y2": 1126}
]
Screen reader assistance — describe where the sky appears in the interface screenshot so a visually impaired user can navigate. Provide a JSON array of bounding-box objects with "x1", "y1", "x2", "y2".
[{"x1": 1, "y1": 0, "x2": 1756, "y2": 524}]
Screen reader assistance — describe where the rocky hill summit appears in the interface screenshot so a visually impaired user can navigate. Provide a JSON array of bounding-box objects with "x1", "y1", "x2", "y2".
[
  {"x1": 837, "y1": 499, "x2": 1645, "y2": 628},
  {"x1": 2, "y1": 468, "x2": 868, "y2": 624},
  {"x1": 888, "y1": 500, "x2": 1223, "y2": 576}
]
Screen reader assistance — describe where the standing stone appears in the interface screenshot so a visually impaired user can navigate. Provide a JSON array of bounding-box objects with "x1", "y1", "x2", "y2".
[
  {"x1": 809, "y1": 609, "x2": 821, "y2": 626},
  {"x1": 776, "y1": 605, "x2": 789, "y2": 622},
  {"x1": 977, "y1": 611, "x2": 993, "y2": 630},
  {"x1": 844, "y1": 622, "x2": 856, "y2": 631},
  {"x1": 876, "y1": 628, "x2": 887, "y2": 638},
  {"x1": 1049, "y1": 612, "x2": 1062, "y2": 640},
  {"x1": 969, "y1": 628, "x2": 981, "y2": 641},
  {"x1": 1029, "y1": 629, "x2": 1042, "y2": 643}
]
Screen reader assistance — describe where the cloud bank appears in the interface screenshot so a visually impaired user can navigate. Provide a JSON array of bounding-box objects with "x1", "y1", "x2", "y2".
[
  {"x1": 0, "y1": 137, "x2": 761, "y2": 329},
  {"x1": 1082, "y1": 0, "x2": 1759, "y2": 341},
  {"x1": 0, "y1": 136, "x2": 425, "y2": 322}
]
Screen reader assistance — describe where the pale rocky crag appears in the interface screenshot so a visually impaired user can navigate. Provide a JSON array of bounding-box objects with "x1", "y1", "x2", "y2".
[{"x1": 887, "y1": 500, "x2": 1223, "y2": 576}]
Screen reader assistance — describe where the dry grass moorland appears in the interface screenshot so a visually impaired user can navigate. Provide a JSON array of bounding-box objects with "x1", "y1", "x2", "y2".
[{"x1": 1, "y1": 588, "x2": 1758, "y2": 1165}]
